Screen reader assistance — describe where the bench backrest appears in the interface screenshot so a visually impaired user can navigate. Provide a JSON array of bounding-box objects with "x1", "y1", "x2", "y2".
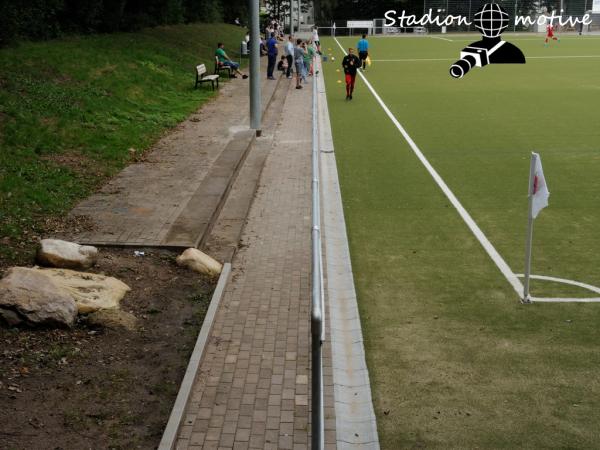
[{"x1": 197, "y1": 64, "x2": 207, "y2": 76}]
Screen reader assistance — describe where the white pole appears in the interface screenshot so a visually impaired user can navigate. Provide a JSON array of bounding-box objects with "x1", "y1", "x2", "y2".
[{"x1": 523, "y1": 152, "x2": 537, "y2": 303}]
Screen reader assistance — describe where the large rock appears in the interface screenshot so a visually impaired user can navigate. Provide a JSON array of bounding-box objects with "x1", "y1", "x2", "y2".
[
  {"x1": 0, "y1": 267, "x2": 78, "y2": 327},
  {"x1": 0, "y1": 267, "x2": 130, "y2": 326},
  {"x1": 85, "y1": 309, "x2": 138, "y2": 331},
  {"x1": 176, "y1": 248, "x2": 222, "y2": 277},
  {"x1": 36, "y1": 239, "x2": 98, "y2": 270},
  {"x1": 40, "y1": 268, "x2": 131, "y2": 313}
]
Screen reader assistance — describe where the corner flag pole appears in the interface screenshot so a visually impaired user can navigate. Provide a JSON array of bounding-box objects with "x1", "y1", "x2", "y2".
[{"x1": 523, "y1": 152, "x2": 537, "y2": 303}]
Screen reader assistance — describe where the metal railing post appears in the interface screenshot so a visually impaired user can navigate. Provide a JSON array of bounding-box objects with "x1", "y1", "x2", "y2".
[{"x1": 311, "y1": 55, "x2": 324, "y2": 450}]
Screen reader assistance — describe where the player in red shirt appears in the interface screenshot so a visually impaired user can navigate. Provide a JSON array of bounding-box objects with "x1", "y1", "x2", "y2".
[{"x1": 545, "y1": 24, "x2": 559, "y2": 46}]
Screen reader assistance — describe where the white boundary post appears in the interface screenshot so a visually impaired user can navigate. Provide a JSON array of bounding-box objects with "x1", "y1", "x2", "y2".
[{"x1": 523, "y1": 152, "x2": 537, "y2": 303}]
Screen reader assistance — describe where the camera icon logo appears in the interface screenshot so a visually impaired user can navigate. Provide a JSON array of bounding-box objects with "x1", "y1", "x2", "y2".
[{"x1": 450, "y1": 3, "x2": 525, "y2": 78}]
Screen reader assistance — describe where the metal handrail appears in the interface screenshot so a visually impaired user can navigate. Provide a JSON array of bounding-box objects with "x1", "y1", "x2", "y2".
[{"x1": 311, "y1": 55, "x2": 325, "y2": 450}]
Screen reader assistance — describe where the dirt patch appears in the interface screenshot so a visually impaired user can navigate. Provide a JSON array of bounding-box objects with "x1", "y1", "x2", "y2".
[
  {"x1": 42, "y1": 214, "x2": 96, "y2": 237},
  {"x1": 90, "y1": 64, "x2": 118, "y2": 79},
  {"x1": 0, "y1": 248, "x2": 215, "y2": 449},
  {"x1": 41, "y1": 152, "x2": 97, "y2": 177}
]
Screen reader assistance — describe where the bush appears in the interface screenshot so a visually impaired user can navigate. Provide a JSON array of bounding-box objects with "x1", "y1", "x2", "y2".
[{"x1": 0, "y1": 0, "x2": 239, "y2": 46}]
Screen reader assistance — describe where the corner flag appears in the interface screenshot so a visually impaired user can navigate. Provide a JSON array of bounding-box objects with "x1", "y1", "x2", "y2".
[
  {"x1": 523, "y1": 152, "x2": 550, "y2": 302},
  {"x1": 531, "y1": 152, "x2": 549, "y2": 218}
]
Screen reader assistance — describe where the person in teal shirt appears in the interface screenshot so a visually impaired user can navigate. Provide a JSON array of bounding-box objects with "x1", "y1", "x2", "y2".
[
  {"x1": 357, "y1": 34, "x2": 369, "y2": 70},
  {"x1": 215, "y1": 43, "x2": 248, "y2": 79}
]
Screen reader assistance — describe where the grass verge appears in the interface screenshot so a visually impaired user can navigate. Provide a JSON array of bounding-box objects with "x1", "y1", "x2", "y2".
[{"x1": 0, "y1": 23, "x2": 246, "y2": 266}]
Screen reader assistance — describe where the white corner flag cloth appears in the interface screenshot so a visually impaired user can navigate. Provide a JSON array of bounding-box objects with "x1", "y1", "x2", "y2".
[{"x1": 531, "y1": 152, "x2": 550, "y2": 219}]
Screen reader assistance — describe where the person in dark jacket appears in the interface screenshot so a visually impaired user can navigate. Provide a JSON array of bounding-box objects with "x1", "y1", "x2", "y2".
[{"x1": 342, "y1": 48, "x2": 361, "y2": 100}]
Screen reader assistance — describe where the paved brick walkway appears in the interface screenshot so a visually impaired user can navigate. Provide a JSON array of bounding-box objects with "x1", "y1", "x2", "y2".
[
  {"x1": 176, "y1": 78, "x2": 334, "y2": 449},
  {"x1": 66, "y1": 71, "x2": 278, "y2": 248}
]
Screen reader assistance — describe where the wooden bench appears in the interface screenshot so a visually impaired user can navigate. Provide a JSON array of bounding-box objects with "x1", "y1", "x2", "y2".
[
  {"x1": 214, "y1": 56, "x2": 232, "y2": 78},
  {"x1": 195, "y1": 64, "x2": 219, "y2": 90}
]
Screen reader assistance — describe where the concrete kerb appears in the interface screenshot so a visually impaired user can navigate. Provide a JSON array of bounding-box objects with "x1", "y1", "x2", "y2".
[
  {"x1": 316, "y1": 56, "x2": 380, "y2": 449},
  {"x1": 158, "y1": 262, "x2": 231, "y2": 450}
]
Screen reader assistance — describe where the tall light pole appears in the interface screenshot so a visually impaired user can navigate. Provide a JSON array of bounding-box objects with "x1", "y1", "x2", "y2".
[
  {"x1": 249, "y1": 0, "x2": 261, "y2": 136},
  {"x1": 468, "y1": 0, "x2": 472, "y2": 30},
  {"x1": 298, "y1": 0, "x2": 301, "y2": 31},
  {"x1": 290, "y1": 0, "x2": 294, "y2": 34}
]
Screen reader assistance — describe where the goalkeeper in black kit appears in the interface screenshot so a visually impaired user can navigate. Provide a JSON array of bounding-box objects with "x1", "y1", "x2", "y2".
[{"x1": 342, "y1": 48, "x2": 361, "y2": 100}]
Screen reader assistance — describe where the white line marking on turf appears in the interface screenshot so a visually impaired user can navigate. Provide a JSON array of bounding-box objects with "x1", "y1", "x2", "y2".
[
  {"x1": 333, "y1": 37, "x2": 600, "y2": 303},
  {"x1": 372, "y1": 58, "x2": 453, "y2": 62},
  {"x1": 371, "y1": 55, "x2": 600, "y2": 62},
  {"x1": 532, "y1": 297, "x2": 600, "y2": 302},
  {"x1": 529, "y1": 55, "x2": 600, "y2": 59},
  {"x1": 430, "y1": 36, "x2": 453, "y2": 42},
  {"x1": 333, "y1": 37, "x2": 524, "y2": 298},
  {"x1": 455, "y1": 37, "x2": 600, "y2": 41},
  {"x1": 515, "y1": 274, "x2": 600, "y2": 302}
]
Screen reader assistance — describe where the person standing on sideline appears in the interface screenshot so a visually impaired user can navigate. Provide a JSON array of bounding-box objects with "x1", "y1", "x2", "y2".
[
  {"x1": 304, "y1": 39, "x2": 316, "y2": 76},
  {"x1": 284, "y1": 35, "x2": 294, "y2": 79},
  {"x1": 266, "y1": 33, "x2": 278, "y2": 80},
  {"x1": 294, "y1": 39, "x2": 306, "y2": 89},
  {"x1": 342, "y1": 48, "x2": 361, "y2": 100},
  {"x1": 357, "y1": 34, "x2": 369, "y2": 70},
  {"x1": 312, "y1": 27, "x2": 321, "y2": 54}
]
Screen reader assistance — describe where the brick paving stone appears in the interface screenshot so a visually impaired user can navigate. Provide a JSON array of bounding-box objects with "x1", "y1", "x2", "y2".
[
  {"x1": 235, "y1": 428, "x2": 251, "y2": 442},
  {"x1": 219, "y1": 434, "x2": 235, "y2": 447},
  {"x1": 176, "y1": 79, "x2": 320, "y2": 448}
]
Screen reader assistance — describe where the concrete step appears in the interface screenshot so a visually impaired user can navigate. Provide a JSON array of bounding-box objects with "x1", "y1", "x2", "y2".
[{"x1": 203, "y1": 75, "x2": 291, "y2": 262}]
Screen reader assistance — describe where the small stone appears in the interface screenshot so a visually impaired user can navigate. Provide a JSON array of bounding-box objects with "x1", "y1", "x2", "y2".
[
  {"x1": 85, "y1": 309, "x2": 138, "y2": 331},
  {"x1": 176, "y1": 248, "x2": 222, "y2": 277},
  {"x1": 36, "y1": 239, "x2": 98, "y2": 270}
]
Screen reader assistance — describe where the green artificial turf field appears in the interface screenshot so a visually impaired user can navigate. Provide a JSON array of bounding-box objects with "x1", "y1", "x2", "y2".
[{"x1": 321, "y1": 34, "x2": 600, "y2": 448}]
